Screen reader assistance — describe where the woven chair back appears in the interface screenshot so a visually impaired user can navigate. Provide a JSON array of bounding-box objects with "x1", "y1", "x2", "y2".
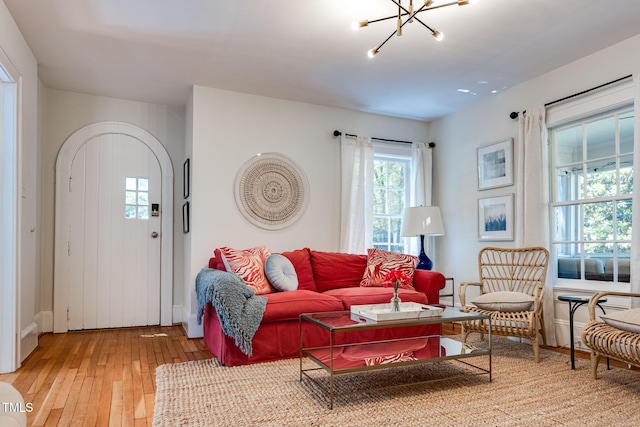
[{"x1": 478, "y1": 247, "x2": 549, "y2": 296}]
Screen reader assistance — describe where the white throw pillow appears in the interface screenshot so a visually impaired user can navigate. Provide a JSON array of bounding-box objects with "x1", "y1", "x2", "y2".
[
  {"x1": 472, "y1": 291, "x2": 534, "y2": 312},
  {"x1": 264, "y1": 254, "x2": 299, "y2": 292},
  {"x1": 601, "y1": 308, "x2": 640, "y2": 334}
]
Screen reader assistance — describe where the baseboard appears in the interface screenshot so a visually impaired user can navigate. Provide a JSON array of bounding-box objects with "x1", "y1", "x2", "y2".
[
  {"x1": 20, "y1": 322, "x2": 38, "y2": 363},
  {"x1": 181, "y1": 307, "x2": 203, "y2": 338}
]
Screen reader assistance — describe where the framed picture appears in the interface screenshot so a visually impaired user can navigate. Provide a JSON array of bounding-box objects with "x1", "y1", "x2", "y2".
[
  {"x1": 477, "y1": 139, "x2": 513, "y2": 190},
  {"x1": 182, "y1": 201, "x2": 190, "y2": 234},
  {"x1": 478, "y1": 194, "x2": 514, "y2": 241},
  {"x1": 183, "y1": 158, "x2": 190, "y2": 199}
]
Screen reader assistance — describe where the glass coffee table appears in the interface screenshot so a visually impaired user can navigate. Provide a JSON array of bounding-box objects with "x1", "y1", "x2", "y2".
[{"x1": 299, "y1": 307, "x2": 491, "y2": 408}]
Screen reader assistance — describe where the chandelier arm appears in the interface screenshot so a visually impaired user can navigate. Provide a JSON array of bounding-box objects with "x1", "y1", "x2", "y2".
[{"x1": 375, "y1": 29, "x2": 400, "y2": 53}]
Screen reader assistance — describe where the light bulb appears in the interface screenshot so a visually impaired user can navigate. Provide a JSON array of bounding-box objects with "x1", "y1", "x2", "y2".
[
  {"x1": 432, "y1": 29, "x2": 443, "y2": 41},
  {"x1": 367, "y1": 48, "x2": 379, "y2": 58},
  {"x1": 351, "y1": 20, "x2": 369, "y2": 31}
]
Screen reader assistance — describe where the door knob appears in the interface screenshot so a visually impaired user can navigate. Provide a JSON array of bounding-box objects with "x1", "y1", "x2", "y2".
[{"x1": 151, "y1": 231, "x2": 159, "y2": 238}]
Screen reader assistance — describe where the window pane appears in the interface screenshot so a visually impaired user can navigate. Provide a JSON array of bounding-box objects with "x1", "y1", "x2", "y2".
[
  {"x1": 138, "y1": 191, "x2": 149, "y2": 206},
  {"x1": 138, "y1": 178, "x2": 149, "y2": 191},
  {"x1": 619, "y1": 154, "x2": 633, "y2": 195},
  {"x1": 125, "y1": 205, "x2": 136, "y2": 218},
  {"x1": 583, "y1": 201, "x2": 613, "y2": 241},
  {"x1": 125, "y1": 191, "x2": 137, "y2": 204},
  {"x1": 616, "y1": 199, "x2": 632, "y2": 240},
  {"x1": 616, "y1": 244, "x2": 631, "y2": 282},
  {"x1": 126, "y1": 178, "x2": 137, "y2": 190},
  {"x1": 554, "y1": 204, "x2": 579, "y2": 242},
  {"x1": 373, "y1": 162, "x2": 385, "y2": 187},
  {"x1": 387, "y1": 162, "x2": 405, "y2": 188},
  {"x1": 138, "y1": 206, "x2": 149, "y2": 219},
  {"x1": 389, "y1": 245, "x2": 404, "y2": 254},
  {"x1": 555, "y1": 125, "x2": 583, "y2": 164},
  {"x1": 586, "y1": 116, "x2": 615, "y2": 160},
  {"x1": 387, "y1": 190, "x2": 403, "y2": 215},
  {"x1": 584, "y1": 242, "x2": 612, "y2": 257},
  {"x1": 619, "y1": 111, "x2": 634, "y2": 154},
  {"x1": 585, "y1": 159, "x2": 616, "y2": 198},
  {"x1": 390, "y1": 218, "x2": 402, "y2": 243},
  {"x1": 373, "y1": 189, "x2": 385, "y2": 214},
  {"x1": 556, "y1": 166, "x2": 582, "y2": 202},
  {"x1": 373, "y1": 218, "x2": 388, "y2": 243}
]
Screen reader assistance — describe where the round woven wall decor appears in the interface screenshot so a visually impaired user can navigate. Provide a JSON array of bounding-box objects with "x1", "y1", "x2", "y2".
[{"x1": 234, "y1": 153, "x2": 309, "y2": 230}]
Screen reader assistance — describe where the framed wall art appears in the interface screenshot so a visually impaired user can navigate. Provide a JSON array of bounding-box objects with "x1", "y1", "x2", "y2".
[
  {"x1": 478, "y1": 194, "x2": 514, "y2": 241},
  {"x1": 182, "y1": 201, "x2": 190, "y2": 234},
  {"x1": 183, "y1": 158, "x2": 190, "y2": 199},
  {"x1": 477, "y1": 138, "x2": 513, "y2": 190}
]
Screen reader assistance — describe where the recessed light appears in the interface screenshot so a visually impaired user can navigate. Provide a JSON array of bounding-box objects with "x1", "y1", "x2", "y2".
[{"x1": 457, "y1": 89, "x2": 470, "y2": 93}]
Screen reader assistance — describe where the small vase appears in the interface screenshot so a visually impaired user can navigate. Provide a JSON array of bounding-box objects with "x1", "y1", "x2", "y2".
[{"x1": 390, "y1": 289, "x2": 401, "y2": 312}]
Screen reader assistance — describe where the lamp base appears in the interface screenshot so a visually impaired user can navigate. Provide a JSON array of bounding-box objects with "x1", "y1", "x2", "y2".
[{"x1": 416, "y1": 234, "x2": 433, "y2": 270}]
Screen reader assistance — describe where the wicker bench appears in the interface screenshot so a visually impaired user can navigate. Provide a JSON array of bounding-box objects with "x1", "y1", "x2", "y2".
[{"x1": 582, "y1": 291, "x2": 640, "y2": 379}]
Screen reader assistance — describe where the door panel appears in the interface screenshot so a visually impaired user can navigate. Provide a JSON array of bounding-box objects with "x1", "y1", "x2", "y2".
[{"x1": 68, "y1": 133, "x2": 161, "y2": 330}]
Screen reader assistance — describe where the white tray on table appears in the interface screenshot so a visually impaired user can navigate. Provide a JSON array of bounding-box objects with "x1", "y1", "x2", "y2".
[{"x1": 350, "y1": 302, "x2": 443, "y2": 322}]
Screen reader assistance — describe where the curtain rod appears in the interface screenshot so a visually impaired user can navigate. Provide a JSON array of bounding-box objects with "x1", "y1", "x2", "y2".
[
  {"x1": 333, "y1": 130, "x2": 436, "y2": 148},
  {"x1": 509, "y1": 74, "x2": 633, "y2": 120}
]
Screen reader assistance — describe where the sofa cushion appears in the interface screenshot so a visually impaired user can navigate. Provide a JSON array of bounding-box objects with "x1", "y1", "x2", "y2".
[
  {"x1": 219, "y1": 246, "x2": 275, "y2": 295},
  {"x1": 601, "y1": 308, "x2": 640, "y2": 334},
  {"x1": 323, "y1": 287, "x2": 428, "y2": 310},
  {"x1": 260, "y1": 290, "x2": 344, "y2": 323},
  {"x1": 280, "y1": 248, "x2": 316, "y2": 291},
  {"x1": 360, "y1": 248, "x2": 418, "y2": 288},
  {"x1": 265, "y1": 254, "x2": 298, "y2": 292},
  {"x1": 310, "y1": 250, "x2": 367, "y2": 292},
  {"x1": 472, "y1": 291, "x2": 534, "y2": 312}
]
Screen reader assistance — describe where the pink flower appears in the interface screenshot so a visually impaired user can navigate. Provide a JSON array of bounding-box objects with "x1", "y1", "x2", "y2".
[{"x1": 381, "y1": 269, "x2": 412, "y2": 291}]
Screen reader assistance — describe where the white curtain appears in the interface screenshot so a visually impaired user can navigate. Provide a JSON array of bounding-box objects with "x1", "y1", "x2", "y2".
[
  {"x1": 631, "y1": 73, "x2": 640, "y2": 306},
  {"x1": 516, "y1": 105, "x2": 557, "y2": 347},
  {"x1": 340, "y1": 134, "x2": 374, "y2": 254},
  {"x1": 409, "y1": 142, "x2": 434, "y2": 258}
]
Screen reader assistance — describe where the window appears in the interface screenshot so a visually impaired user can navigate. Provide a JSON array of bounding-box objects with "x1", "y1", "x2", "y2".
[
  {"x1": 125, "y1": 177, "x2": 150, "y2": 219},
  {"x1": 373, "y1": 153, "x2": 411, "y2": 253},
  {"x1": 550, "y1": 107, "x2": 633, "y2": 285}
]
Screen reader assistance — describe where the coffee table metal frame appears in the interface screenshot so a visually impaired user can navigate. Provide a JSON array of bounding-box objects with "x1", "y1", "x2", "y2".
[{"x1": 299, "y1": 308, "x2": 491, "y2": 408}]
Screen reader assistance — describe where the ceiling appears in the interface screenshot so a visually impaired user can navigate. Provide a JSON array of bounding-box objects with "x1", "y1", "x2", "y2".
[{"x1": 5, "y1": 0, "x2": 640, "y2": 121}]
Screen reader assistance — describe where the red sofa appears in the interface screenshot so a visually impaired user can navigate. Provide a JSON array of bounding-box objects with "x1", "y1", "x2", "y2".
[{"x1": 203, "y1": 248, "x2": 446, "y2": 366}]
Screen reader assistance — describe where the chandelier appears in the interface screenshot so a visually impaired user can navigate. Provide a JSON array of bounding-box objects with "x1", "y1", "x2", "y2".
[{"x1": 352, "y1": 0, "x2": 473, "y2": 58}]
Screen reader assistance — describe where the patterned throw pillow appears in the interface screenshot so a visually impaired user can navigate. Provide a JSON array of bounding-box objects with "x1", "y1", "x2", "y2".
[
  {"x1": 218, "y1": 246, "x2": 275, "y2": 295},
  {"x1": 359, "y1": 248, "x2": 418, "y2": 288}
]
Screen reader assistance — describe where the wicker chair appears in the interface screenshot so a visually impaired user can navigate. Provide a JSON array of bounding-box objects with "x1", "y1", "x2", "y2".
[
  {"x1": 459, "y1": 247, "x2": 549, "y2": 362},
  {"x1": 582, "y1": 291, "x2": 640, "y2": 379}
]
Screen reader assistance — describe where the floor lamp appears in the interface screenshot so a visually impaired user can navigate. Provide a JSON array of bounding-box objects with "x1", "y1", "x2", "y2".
[{"x1": 401, "y1": 206, "x2": 445, "y2": 270}]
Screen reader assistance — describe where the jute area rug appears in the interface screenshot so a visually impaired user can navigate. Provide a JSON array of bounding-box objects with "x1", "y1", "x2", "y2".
[{"x1": 153, "y1": 337, "x2": 640, "y2": 426}]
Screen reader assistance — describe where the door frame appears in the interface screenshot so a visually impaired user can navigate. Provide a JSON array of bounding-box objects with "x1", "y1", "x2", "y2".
[{"x1": 53, "y1": 122, "x2": 174, "y2": 332}]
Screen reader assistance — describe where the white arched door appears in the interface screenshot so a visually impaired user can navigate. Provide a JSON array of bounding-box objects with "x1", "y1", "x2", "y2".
[{"x1": 54, "y1": 122, "x2": 173, "y2": 332}]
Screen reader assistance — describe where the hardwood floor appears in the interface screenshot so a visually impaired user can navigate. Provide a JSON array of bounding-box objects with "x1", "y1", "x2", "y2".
[
  {"x1": 0, "y1": 326, "x2": 212, "y2": 426},
  {"x1": 2, "y1": 323, "x2": 637, "y2": 426}
]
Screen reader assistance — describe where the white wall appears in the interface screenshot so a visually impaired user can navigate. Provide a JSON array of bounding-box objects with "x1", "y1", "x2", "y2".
[
  {"x1": 430, "y1": 34, "x2": 640, "y2": 350},
  {"x1": 184, "y1": 86, "x2": 430, "y2": 336},
  {"x1": 41, "y1": 89, "x2": 186, "y2": 328},
  {"x1": 0, "y1": 0, "x2": 39, "y2": 365}
]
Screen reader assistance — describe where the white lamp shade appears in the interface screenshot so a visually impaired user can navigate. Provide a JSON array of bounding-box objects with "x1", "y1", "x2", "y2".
[{"x1": 401, "y1": 206, "x2": 445, "y2": 237}]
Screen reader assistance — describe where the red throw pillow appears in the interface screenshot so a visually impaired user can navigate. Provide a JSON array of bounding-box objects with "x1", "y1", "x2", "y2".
[
  {"x1": 218, "y1": 246, "x2": 275, "y2": 295},
  {"x1": 309, "y1": 250, "x2": 367, "y2": 292},
  {"x1": 280, "y1": 248, "x2": 316, "y2": 291},
  {"x1": 359, "y1": 248, "x2": 418, "y2": 288}
]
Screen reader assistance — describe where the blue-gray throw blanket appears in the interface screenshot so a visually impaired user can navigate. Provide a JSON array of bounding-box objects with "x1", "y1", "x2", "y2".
[{"x1": 195, "y1": 268, "x2": 267, "y2": 356}]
